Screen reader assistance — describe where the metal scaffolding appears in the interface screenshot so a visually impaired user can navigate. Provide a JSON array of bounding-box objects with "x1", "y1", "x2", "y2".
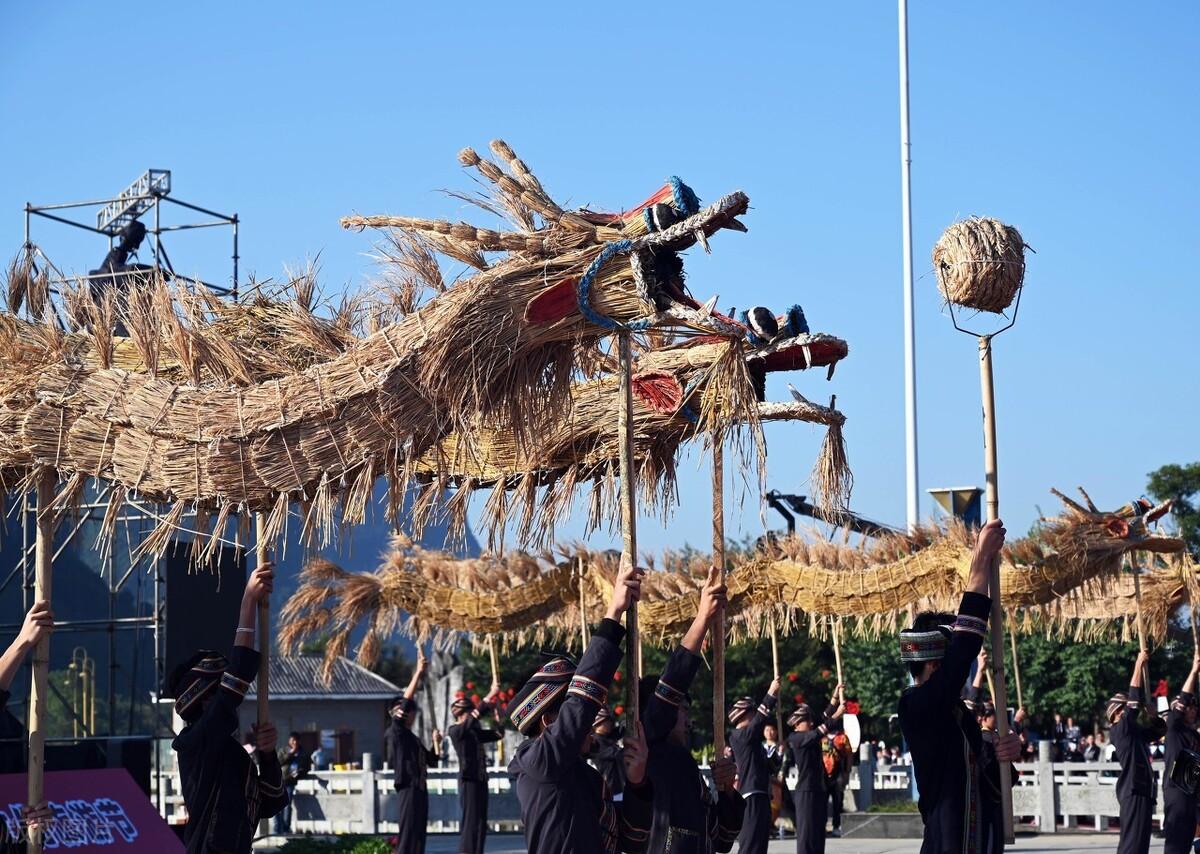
[{"x1": 20, "y1": 168, "x2": 239, "y2": 321}]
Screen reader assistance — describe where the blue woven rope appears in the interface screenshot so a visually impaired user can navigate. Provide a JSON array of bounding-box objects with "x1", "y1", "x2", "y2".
[
  {"x1": 669, "y1": 177, "x2": 701, "y2": 216},
  {"x1": 575, "y1": 239, "x2": 655, "y2": 331},
  {"x1": 642, "y1": 208, "x2": 655, "y2": 234},
  {"x1": 677, "y1": 377, "x2": 702, "y2": 424}
]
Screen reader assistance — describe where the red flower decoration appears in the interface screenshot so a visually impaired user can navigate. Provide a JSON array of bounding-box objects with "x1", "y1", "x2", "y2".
[
  {"x1": 614, "y1": 705, "x2": 625, "y2": 716},
  {"x1": 793, "y1": 693, "x2": 804, "y2": 703},
  {"x1": 466, "y1": 681, "x2": 475, "y2": 691},
  {"x1": 787, "y1": 673, "x2": 798, "y2": 683},
  {"x1": 846, "y1": 701, "x2": 861, "y2": 715},
  {"x1": 507, "y1": 687, "x2": 516, "y2": 698},
  {"x1": 614, "y1": 671, "x2": 622, "y2": 682},
  {"x1": 471, "y1": 694, "x2": 481, "y2": 705},
  {"x1": 820, "y1": 669, "x2": 831, "y2": 679},
  {"x1": 455, "y1": 690, "x2": 466, "y2": 699}
]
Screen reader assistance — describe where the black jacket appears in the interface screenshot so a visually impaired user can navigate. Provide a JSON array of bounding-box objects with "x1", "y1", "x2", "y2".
[
  {"x1": 1111, "y1": 686, "x2": 1157, "y2": 802},
  {"x1": 390, "y1": 718, "x2": 439, "y2": 791},
  {"x1": 644, "y1": 646, "x2": 743, "y2": 853},
  {"x1": 589, "y1": 731, "x2": 626, "y2": 798},
  {"x1": 172, "y1": 647, "x2": 288, "y2": 854},
  {"x1": 729, "y1": 692, "x2": 777, "y2": 797},
  {"x1": 786, "y1": 708, "x2": 836, "y2": 795},
  {"x1": 450, "y1": 706, "x2": 504, "y2": 783},
  {"x1": 1165, "y1": 689, "x2": 1200, "y2": 797},
  {"x1": 509, "y1": 618, "x2": 653, "y2": 854},
  {"x1": 898, "y1": 592, "x2": 990, "y2": 854}
]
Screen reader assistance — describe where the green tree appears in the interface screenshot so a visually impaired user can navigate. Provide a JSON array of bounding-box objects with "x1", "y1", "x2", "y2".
[{"x1": 1147, "y1": 462, "x2": 1200, "y2": 556}]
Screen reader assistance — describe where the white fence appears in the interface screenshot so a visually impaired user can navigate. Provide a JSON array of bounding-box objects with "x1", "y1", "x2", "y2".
[{"x1": 155, "y1": 741, "x2": 1158, "y2": 836}]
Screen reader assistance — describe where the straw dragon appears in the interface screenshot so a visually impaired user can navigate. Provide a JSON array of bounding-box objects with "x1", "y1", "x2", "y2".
[
  {"x1": 0, "y1": 140, "x2": 849, "y2": 556},
  {"x1": 280, "y1": 489, "x2": 1192, "y2": 675}
]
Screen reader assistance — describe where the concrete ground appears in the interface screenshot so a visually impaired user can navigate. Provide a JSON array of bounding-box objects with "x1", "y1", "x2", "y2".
[{"x1": 413, "y1": 832, "x2": 1160, "y2": 853}]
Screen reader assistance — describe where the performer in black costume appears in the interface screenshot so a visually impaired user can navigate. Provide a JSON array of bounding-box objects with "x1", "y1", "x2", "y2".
[
  {"x1": 589, "y1": 704, "x2": 626, "y2": 800},
  {"x1": 975, "y1": 701, "x2": 1009, "y2": 854},
  {"x1": 508, "y1": 559, "x2": 654, "y2": 854},
  {"x1": 785, "y1": 686, "x2": 844, "y2": 854},
  {"x1": 449, "y1": 678, "x2": 503, "y2": 854},
  {"x1": 1109, "y1": 649, "x2": 1163, "y2": 854},
  {"x1": 897, "y1": 519, "x2": 1019, "y2": 854},
  {"x1": 170, "y1": 564, "x2": 288, "y2": 854},
  {"x1": 640, "y1": 565, "x2": 744, "y2": 853},
  {"x1": 389, "y1": 649, "x2": 442, "y2": 854},
  {"x1": 727, "y1": 677, "x2": 779, "y2": 854},
  {"x1": 1163, "y1": 651, "x2": 1200, "y2": 854}
]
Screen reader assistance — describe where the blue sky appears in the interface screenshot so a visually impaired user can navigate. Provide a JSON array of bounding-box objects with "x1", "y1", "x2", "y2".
[{"x1": 3, "y1": 2, "x2": 1197, "y2": 559}]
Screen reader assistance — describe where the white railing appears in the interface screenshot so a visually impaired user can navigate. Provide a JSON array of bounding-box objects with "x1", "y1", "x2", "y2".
[{"x1": 155, "y1": 743, "x2": 1157, "y2": 837}]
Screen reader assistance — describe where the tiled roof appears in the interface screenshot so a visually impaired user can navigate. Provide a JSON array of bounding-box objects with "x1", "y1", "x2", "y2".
[{"x1": 245, "y1": 655, "x2": 400, "y2": 699}]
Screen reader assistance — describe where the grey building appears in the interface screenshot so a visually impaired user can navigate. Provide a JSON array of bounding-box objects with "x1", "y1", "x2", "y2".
[{"x1": 241, "y1": 655, "x2": 401, "y2": 766}]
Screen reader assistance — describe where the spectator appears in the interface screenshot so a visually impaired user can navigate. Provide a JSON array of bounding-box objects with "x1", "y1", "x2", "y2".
[
  {"x1": 1066, "y1": 717, "x2": 1082, "y2": 743},
  {"x1": 1082, "y1": 735, "x2": 1101, "y2": 762},
  {"x1": 274, "y1": 732, "x2": 312, "y2": 834},
  {"x1": 311, "y1": 743, "x2": 329, "y2": 771}
]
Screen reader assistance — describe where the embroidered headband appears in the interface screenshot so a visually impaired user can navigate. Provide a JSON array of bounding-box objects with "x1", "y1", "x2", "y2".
[
  {"x1": 728, "y1": 697, "x2": 755, "y2": 725},
  {"x1": 173, "y1": 651, "x2": 230, "y2": 721},
  {"x1": 510, "y1": 654, "x2": 607, "y2": 735},
  {"x1": 788, "y1": 703, "x2": 813, "y2": 727}
]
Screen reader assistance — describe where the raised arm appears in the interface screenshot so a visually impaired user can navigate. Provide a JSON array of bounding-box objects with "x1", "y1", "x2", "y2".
[
  {"x1": 748, "y1": 678, "x2": 781, "y2": 737},
  {"x1": 1130, "y1": 648, "x2": 1149, "y2": 693},
  {"x1": 681, "y1": 565, "x2": 727, "y2": 655},
  {"x1": 1184, "y1": 651, "x2": 1199, "y2": 696},
  {"x1": 921, "y1": 520, "x2": 1005, "y2": 708},
  {"x1": 0, "y1": 602, "x2": 54, "y2": 692},
  {"x1": 645, "y1": 567, "x2": 725, "y2": 742},
  {"x1": 404, "y1": 648, "x2": 428, "y2": 701},
  {"x1": 235, "y1": 563, "x2": 274, "y2": 650},
  {"x1": 520, "y1": 560, "x2": 642, "y2": 779}
]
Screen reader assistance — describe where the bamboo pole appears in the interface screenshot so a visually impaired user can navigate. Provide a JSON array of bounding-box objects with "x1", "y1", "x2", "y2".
[
  {"x1": 1191, "y1": 589, "x2": 1199, "y2": 650},
  {"x1": 832, "y1": 618, "x2": 844, "y2": 688},
  {"x1": 1009, "y1": 630, "x2": 1024, "y2": 711},
  {"x1": 488, "y1": 636, "x2": 504, "y2": 763},
  {"x1": 488, "y1": 636, "x2": 501, "y2": 687},
  {"x1": 769, "y1": 611, "x2": 784, "y2": 771},
  {"x1": 255, "y1": 511, "x2": 270, "y2": 727},
  {"x1": 617, "y1": 332, "x2": 640, "y2": 724},
  {"x1": 978, "y1": 335, "x2": 1015, "y2": 844},
  {"x1": 712, "y1": 434, "x2": 726, "y2": 755},
  {"x1": 27, "y1": 471, "x2": 56, "y2": 853},
  {"x1": 577, "y1": 556, "x2": 589, "y2": 647}
]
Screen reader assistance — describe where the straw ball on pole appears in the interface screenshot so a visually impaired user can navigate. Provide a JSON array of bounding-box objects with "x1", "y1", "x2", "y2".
[{"x1": 933, "y1": 217, "x2": 1028, "y2": 314}]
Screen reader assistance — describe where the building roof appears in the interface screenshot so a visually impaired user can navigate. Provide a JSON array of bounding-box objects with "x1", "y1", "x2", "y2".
[{"x1": 245, "y1": 655, "x2": 401, "y2": 701}]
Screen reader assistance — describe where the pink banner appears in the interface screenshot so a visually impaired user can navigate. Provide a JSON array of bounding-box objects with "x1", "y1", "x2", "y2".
[{"x1": 0, "y1": 768, "x2": 182, "y2": 851}]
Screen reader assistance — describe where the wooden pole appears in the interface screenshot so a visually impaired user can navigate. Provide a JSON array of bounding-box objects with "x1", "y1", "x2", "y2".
[
  {"x1": 1009, "y1": 630, "x2": 1024, "y2": 711},
  {"x1": 255, "y1": 511, "x2": 270, "y2": 727},
  {"x1": 1132, "y1": 553, "x2": 1147, "y2": 653},
  {"x1": 832, "y1": 618, "x2": 844, "y2": 688},
  {"x1": 978, "y1": 335, "x2": 1015, "y2": 844},
  {"x1": 712, "y1": 434, "x2": 726, "y2": 755},
  {"x1": 769, "y1": 611, "x2": 784, "y2": 747},
  {"x1": 1191, "y1": 587, "x2": 1199, "y2": 650},
  {"x1": 488, "y1": 636, "x2": 501, "y2": 687},
  {"x1": 578, "y1": 556, "x2": 590, "y2": 647},
  {"x1": 27, "y1": 471, "x2": 56, "y2": 853},
  {"x1": 617, "y1": 332, "x2": 641, "y2": 724}
]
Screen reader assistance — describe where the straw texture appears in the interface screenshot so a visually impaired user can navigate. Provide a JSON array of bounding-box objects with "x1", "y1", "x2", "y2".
[{"x1": 933, "y1": 217, "x2": 1029, "y2": 313}]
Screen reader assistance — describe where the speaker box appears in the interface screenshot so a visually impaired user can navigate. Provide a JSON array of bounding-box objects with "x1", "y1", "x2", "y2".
[
  {"x1": 45, "y1": 737, "x2": 153, "y2": 794},
  {"x1": 162, "y1": 540, "x2": 246, "y2": 696}
]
